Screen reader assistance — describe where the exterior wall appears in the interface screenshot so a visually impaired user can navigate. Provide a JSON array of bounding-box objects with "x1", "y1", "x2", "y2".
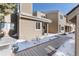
[
  {"x1": 19, "y1": 3, "x2": 51, "y2": 40},
  {"x1": 76, "y1": 15, "x2": 79, "y2": 55},
  {"x1": 46, "y1": 12, "x2": 58, "y2": 33},
  {"x1": 19, "y1": 3, "x2": 44, "y2": 40},
  {"x1": 65, "y1": 23, "x2": 72, "y2": 32},
  {"x1": 19, "y1": 18, "x2": 43, "y2": 40},
  {"x1": 46, "y1": 11, "x2": 66, "y2": 33},
  {"x1": 20, "y1": 3, "x2": 32, "y2": 15},
  {"x1": 58, "y1": 12, "x2": 66, "y2": 33},
  {"x1": 65, "y1": 16, "x2": 75, "y2": 32},
  {"x1": 33, "y1": 11, "x2": 48, "y2": 34},
  {"x1": 33, "y1": 11, "x2": 46, "y2": 18}
]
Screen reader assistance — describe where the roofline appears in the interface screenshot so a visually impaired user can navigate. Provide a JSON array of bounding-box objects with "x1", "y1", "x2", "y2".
[
  {"x1": 20, "y1": 12, "x2": 52, "y2": 23},
  {"x1": 66, "y1": 4, "x2": 79, "y2": 15},
  {"x1": 45, "y1": 10, "x2": 59, "y2": 14},
  {"x1": 33, "y1": 11, "x2": 45, "y2": 14}
]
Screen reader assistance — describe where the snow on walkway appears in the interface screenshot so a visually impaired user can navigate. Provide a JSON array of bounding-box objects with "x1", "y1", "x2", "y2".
[
  {"x1": 15, "y1": 35, "x2": 57, "y2": 52},
  {"x1": 53, "y1": 39, "x2": 75, "y2": 56}
]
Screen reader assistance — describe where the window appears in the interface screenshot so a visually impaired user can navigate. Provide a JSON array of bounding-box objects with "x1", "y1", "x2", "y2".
[
  {"x1": 60, "y1": 15, "x2": 63, "y2": 19},
  {"x1": 61, "y1": 27, "x2": 64, "y2": 30},
  {"x1": 36, "y1": 22, "x2": 40, "y2": 29}
]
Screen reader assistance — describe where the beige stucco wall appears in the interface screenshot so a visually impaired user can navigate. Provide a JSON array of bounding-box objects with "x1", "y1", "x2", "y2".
[
  {"x1": 46, "y1": 12, "x2": 58, "y2": 33},
  {"x1": 46, "y1": 11, "x2": 66, "y2": 33},
  {"x1": 19, "y1": 18, "x2": 43, "y2": 40},
  {"x1": 20, "y1": 3, "x2": 32, "y2": 15},
  {"x1": 33, "y1": 11, "x2": 46, "y2": 18},
  {"x1": 58, "y1": 12, "x2": 66, "y2": 33}
]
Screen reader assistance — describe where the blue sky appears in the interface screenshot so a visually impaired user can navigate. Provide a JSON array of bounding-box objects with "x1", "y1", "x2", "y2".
[{"x1": 33, "y1": 3, "x2": 78, "y2": 15}]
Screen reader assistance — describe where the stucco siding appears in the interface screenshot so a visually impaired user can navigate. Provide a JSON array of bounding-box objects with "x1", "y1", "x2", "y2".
[
  {"x1": 20, "y1": 3, "x2": 32, "y2": 15},
  {"x1": 46, "y1": 11, "x2": 66, "y2": 33},
  {"x1": 46, "y1": 12, "x2": 58, "y2": 33},
  {"x1": 19, "y1": 18, "x2": 42, "y2": 40},
  {"x1": 33, "y1": 11, "x2": 46, "y2": 18},
  {"x1": 58, "y1": 12, "x2": 66, "y2": 33}
]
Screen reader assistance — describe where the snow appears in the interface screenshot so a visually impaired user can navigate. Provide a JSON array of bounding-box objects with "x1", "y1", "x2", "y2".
[
  {"x1": 15, "y1": 40, "x2": 26, "y2": 43},
  {"x1": 39, "y1": 33, "x2": 62, "y2": 39},
  {"x1": 53, "y1": 39, "x2": 75, "y2": 56},
  {"x1": 12, "y1": 34, "x2": 57, "y2": 52},
  {"x1": 12, "y1": 33, "x2": 75, "y2": 56}
]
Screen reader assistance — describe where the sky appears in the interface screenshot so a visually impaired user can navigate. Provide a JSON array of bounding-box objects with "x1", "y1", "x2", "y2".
[{"x1": 33, "y1": 3, "x2": 78, "y2": 15}]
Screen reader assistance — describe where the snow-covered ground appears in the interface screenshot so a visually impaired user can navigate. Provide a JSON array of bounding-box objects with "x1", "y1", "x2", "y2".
[
  {"x1": 11, "y1": 33, "x2": 75, "y2": 51},
  {"x1": 0, "y1": 45, "x2": 12, "y2": 56},
  {"x1": 0, "y1": 33, "x2": 75, "y2": 56},
  {"x1": 0, "y1": 37, "x2": 16, "y2": 46},
  {"x1": 40, "y1": 33, "x2": 63, "y2": 39},
  {"x1": 0, "y1": 37, "x2": 16, "y2": 56},
  {"x1": 12, "y1": 35, "x2": 57, "y2": 52},
  {"x1": 53, "y1": 33, "x2": 75, "y2": 56}
]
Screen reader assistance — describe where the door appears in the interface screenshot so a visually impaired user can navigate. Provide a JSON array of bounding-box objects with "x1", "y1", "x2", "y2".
[{"x1": 42, "y1": 22, "x2": 47, "y2": 35}]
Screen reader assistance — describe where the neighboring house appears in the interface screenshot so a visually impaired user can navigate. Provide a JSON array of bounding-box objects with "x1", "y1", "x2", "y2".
[
  {"x1": 18, "y1": 3, "x2": 51, "y2": 40},
  {"x1": 46, "y1": 11, "x2": 66, "y2": 33},
  {"x1": 66, "y1": 4, "x2": 78, "y2": 55}
]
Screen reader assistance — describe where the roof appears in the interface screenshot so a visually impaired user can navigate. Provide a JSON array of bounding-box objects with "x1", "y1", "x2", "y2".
[
  {"x1": 20, "y1": 12, "x2": 52, "y2": 23},
  {"x1": 66, "y1": 4, "x2": 79, "y2": 15}
]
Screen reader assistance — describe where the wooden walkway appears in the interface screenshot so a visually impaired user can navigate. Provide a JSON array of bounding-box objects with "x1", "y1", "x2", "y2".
[{"x1": 15, "y1": 36, "x2": 72, "y2": 56}]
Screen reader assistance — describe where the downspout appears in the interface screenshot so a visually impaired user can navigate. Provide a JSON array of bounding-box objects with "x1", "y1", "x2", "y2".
[{"x1": 16, "y1": 3, "x2": 20, "y2": 39}]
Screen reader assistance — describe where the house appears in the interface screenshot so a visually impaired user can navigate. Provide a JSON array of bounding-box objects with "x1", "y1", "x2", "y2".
[
  {"x1": 66, "y1": 4, "x2": 78, "y2": 55},
  {"x1": 46, "y1": 11, "x2": 66, "y2": 33},
  {"x1": 0, "y1": 3, "x2": 51, "y2": 40},
  {"x1": 18, "y1": 3, "x2": 51, "y2": 40}
]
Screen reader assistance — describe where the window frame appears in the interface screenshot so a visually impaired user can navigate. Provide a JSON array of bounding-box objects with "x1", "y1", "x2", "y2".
[{"x1": 36, "y1": 21, "x2": 41, "y2": 30}]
